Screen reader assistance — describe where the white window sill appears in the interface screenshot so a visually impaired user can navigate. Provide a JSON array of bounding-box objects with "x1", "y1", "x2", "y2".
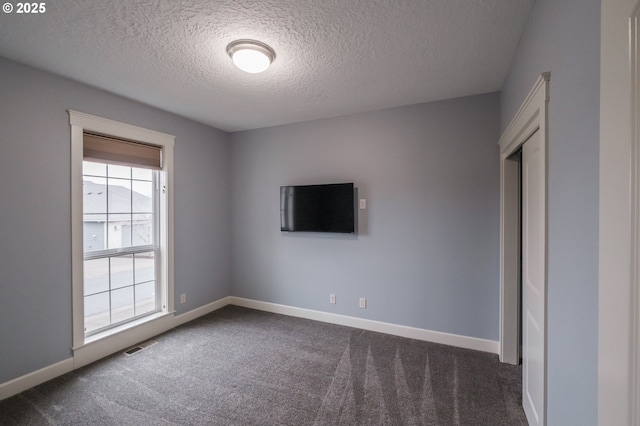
[
  {"x1": 72, "y1": 311, "x2": 175, "y2": 368},
  {"x1": 84, "y1": 311, "x2": 172, "y2": 345}
]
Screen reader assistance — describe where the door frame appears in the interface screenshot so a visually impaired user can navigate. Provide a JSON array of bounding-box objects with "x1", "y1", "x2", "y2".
[
  {"x1": 498, "y1": 73, "x2": 549, "y2": 371},
  {"x1": 599, "y1": 1, "x2": 640, "y2": 424},
  {"x1": 631, "y1": 8, "x2": 640, "y2": 423},
  {"x1": 633, "y1": 9, "x2": 640, "y2": 422}
]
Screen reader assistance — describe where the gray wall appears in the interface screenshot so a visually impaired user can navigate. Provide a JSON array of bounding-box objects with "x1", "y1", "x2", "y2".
[
  {"x1": 230, "y1": 93, "x2": 501, "y2": 340},
  {"x1": 500, "y1": 0, "x2": 600, "y2": 424},
  {"x1": 0, "y1": 57, "x2": 231, "y2": 384}
]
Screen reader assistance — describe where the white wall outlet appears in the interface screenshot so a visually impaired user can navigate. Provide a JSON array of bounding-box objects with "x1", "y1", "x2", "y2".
[
  {"x1": 330, "y1": 293, "x2": 336, "y2": 304},
  {"x1": 359, "y1": 199, "x2": 367, "y2": 209},
  {"x1": 359, "y1": 297, "x2": 367, "y2": 309},
  {"x1": 180, "y1": 293, "x2": 186, "y2": 304}
]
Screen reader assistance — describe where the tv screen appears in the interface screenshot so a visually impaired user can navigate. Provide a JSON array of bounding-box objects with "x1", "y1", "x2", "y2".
[{"x1": 280, "y1": 183, "x2": 355, "y2": 233}]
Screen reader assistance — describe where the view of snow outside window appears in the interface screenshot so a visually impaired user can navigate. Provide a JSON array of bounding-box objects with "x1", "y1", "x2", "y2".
[{"x1": 83, "y1": 161, "x2": 158, "y2": 334}]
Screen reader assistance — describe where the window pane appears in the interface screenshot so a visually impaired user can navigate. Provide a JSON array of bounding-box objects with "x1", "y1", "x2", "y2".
[
  {"x1": 108, "y1": 178, "x2": 131, "y2": 213},
  {"x1": 107, "y1": 214, "x2": 130, "y2": 249},
  {"x1": 107, "y1": 164, "x2": 131, "y2": 179},
  {"x1": 83, "y1": 215, "x2": 106, "y2": 252},
  {"x1": 132, "y1": 180, "x2": 153, "y2": 213},
  {"x1": 135, "y1": 281, "x2": 156, "y2": 315},
  {"x1": 85, "y1": 292, "x2": 110, "y2": 333},
  {"x1": 82, "y1": 157, "x2": 159, "y2": 335},
  {"x1": 132, "y1": 167, "x2": 152, "y2": 181},
  {"x1": 83, "y1": 178, "x2": 107, "y2": 214},
  {"x1": 132, "y1": 214, "x2": 153, "y2": 246},
  {"x1": 84, "y1": 258, "x2": 109, "y2": 296},
  {"x1": 83, "y1": 161, "x2": 106, "y2": 177},
  {"x1": 110, "y1": 255, "x2": 133, "y2": 289},
  {"x1": 111, "y1": 287, "x2": 134, "y2": 323},
  {"x1": 134, "y1": 252, "x2": 155, "y2": 283}
]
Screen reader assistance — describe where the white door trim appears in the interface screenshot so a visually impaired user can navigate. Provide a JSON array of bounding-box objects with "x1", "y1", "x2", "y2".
[
  {"x1": 498, "y1": 73, "x2": 550, "y2": 366},
  {"x1": 631, "y1": 6, "x2": 640, "y2": 424},
  {"x1": 599, "y1": 1, "x2": 638, "y2": 424},
  {"x1": 498, "y1": 73, "x2": 549, "y2": 424}
]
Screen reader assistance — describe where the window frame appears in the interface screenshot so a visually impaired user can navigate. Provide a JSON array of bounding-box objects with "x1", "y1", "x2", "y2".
[
  {"x1": 70, "y1": 110, "x2": 174, "y2": 350},
  {"x1": 82, "y1": 162, "x2": 160, "y2": 336}
]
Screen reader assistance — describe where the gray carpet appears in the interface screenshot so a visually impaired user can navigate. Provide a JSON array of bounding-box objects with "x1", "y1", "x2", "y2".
[{"x1": 0, "y1": 306, "x2": 527, "y2": 425}]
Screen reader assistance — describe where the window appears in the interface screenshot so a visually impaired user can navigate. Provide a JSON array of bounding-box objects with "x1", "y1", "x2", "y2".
[
  {"x1": 70, "y1": 111, "x2": 174, "y2": 348},
  {"x1": 83, "y1": 161, "x2": 159, "y2": 335}
]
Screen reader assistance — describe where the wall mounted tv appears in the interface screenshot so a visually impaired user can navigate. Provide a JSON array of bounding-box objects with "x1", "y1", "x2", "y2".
[{"x1": 280, "y1": 183, "x2": 355, "y2": 234}]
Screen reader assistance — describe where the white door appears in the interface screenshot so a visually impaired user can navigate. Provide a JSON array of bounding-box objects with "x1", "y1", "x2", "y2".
[{"x1": 521, "y1": 129, "x2": 546, "y2": 425}]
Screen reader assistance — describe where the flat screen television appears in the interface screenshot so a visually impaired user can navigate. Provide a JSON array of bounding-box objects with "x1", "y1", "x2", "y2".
[{"x1": 280, "y1": 183, "x2": 355, "y2": 234}]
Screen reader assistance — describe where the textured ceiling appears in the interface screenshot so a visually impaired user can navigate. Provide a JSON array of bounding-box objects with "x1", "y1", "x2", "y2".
[{"x1": 0, "y1": 0, "x2": 534, "y2": 132}]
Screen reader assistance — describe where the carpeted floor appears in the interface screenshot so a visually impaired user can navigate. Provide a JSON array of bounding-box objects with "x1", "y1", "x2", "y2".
[{"x1": 0, "y1": 305, "x2": 527, "y2": 425}]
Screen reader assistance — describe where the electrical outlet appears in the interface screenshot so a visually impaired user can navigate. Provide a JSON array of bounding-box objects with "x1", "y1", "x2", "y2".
[
  {"x1": 359, "y1": 297, "x2": 366, "y2": 309},
  {"x1": 180, "y1": 293, "x2": 186, "y2": 304},
  {"x1": 330, "y1": 293, "x2": 336, "y2": 304}
]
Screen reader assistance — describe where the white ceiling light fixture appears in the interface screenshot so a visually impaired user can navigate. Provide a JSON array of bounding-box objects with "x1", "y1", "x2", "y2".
[{"x1": 227, "y1": 39, "x2": 276, "y2": 74}]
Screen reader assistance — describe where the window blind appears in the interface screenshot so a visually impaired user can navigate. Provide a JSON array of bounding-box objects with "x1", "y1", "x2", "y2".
[{"x1": 83, "y1": 132, "x2": 162, "y2": 170}]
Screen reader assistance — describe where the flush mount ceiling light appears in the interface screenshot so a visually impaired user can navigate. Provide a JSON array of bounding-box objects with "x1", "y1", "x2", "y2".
[{"x1": 226, "y1": 39, "x2": 276, "y2": 74}]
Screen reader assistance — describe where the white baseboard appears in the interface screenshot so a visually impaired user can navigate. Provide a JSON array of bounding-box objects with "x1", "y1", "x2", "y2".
[
  {"x1": 0, "y1": 358, "x2": 74, "y2": 401},
  {"x1": 1, "y1": 295, "x2": 499, "y2": 401},
  {"x1": 174, "y1": 296, "x2": 232, "y2": 327},
  {"x1": 0, "y1": 296, "x2": 232, "y2": 401},
  {"x1": 229, "y1": 297, "x2": 499, "y2": 354}
]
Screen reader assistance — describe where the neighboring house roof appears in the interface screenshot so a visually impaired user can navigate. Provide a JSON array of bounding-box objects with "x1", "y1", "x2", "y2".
[{"x1": 83, "y1": 180, "x2": 152, "y2": 222}]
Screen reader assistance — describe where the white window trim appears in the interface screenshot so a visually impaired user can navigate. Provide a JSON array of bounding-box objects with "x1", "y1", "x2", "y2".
[{"x1": 69, "y1": 110, "x2": 174, "y2": 364}]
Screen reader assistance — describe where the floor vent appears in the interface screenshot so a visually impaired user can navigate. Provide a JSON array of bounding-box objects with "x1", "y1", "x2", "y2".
[{"x1": 124, "y1": 340, "x2": 157, "y2": 356}]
